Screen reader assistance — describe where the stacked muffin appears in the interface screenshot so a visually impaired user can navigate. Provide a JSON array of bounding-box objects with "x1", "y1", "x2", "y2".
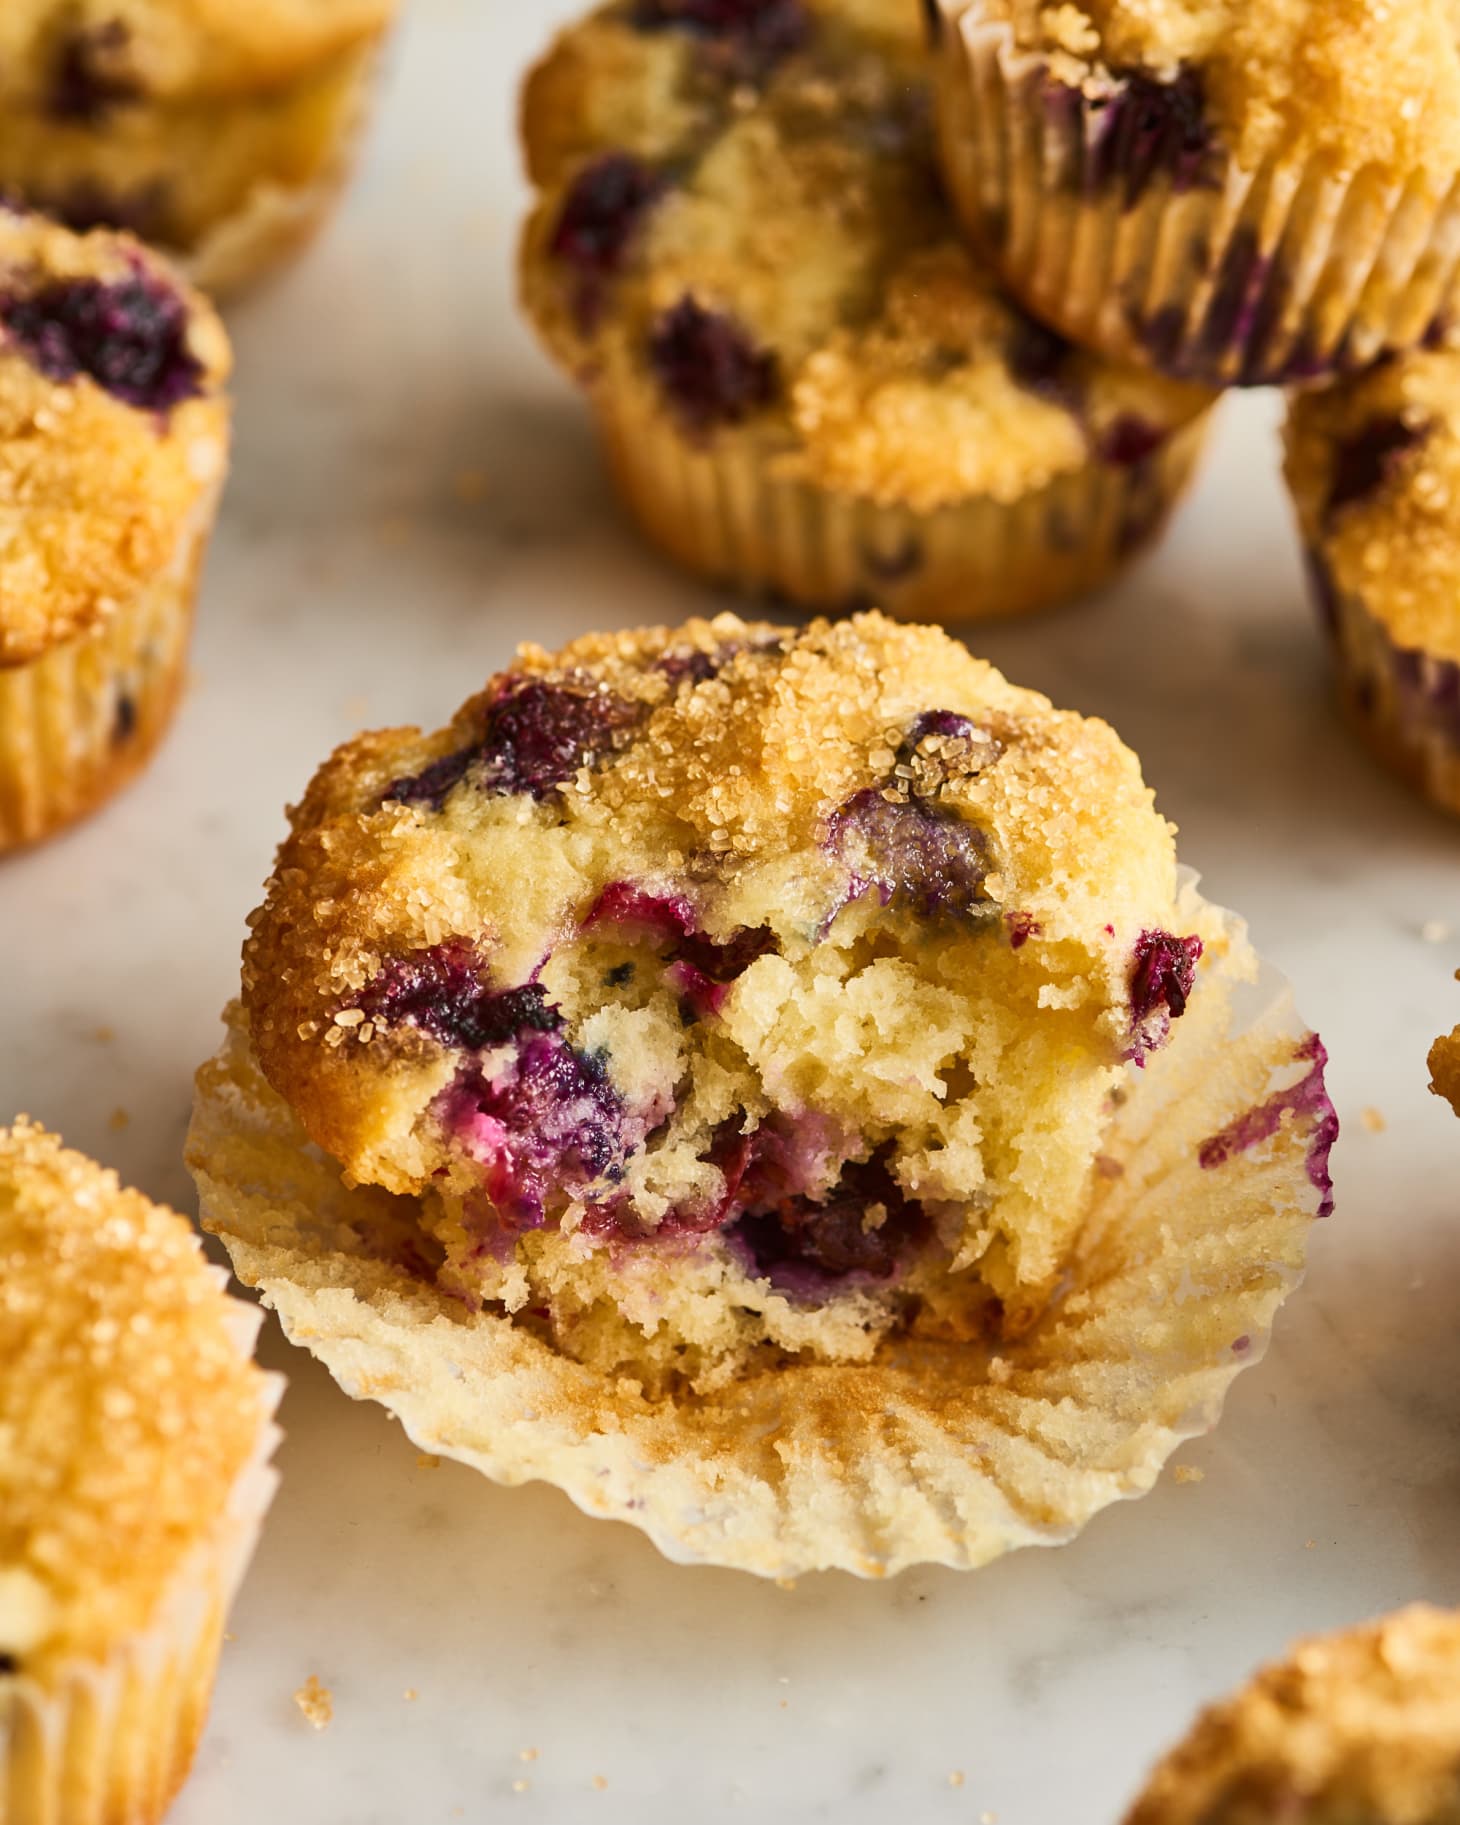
[{"x1": 520, "y1": 0, "x2": 1460, "y2": 818}]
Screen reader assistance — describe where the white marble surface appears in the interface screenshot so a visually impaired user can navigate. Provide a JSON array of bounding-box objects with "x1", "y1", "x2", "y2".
[{"x1": 4, "y1": 3, "x2": 1460, "y2": 1819}]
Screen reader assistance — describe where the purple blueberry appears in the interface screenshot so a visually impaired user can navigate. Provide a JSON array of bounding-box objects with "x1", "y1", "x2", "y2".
[
  {"x1": 1097, "y1": 414, "x2": 1169, "y2": 467},
  {"x1": 446, "y1": 1034, "x2": 627, "y2": 1231},
  {"x1": 549, "y1": 154, "x2": 665, "y2": 330},
  {"x1": 387, "y1": 677, "x2": 643, "y2": 807},
  {"x1": 0, "y1": 273, "x2": 202, "y2": 412},
  {"x1": 586, "y1": 880, "x2": 777, "y2": 1016},
  {"x1": 733, "y1": 1149, "x2": 929, "y2": 1288},
  {"x1": 1325, "y1": 415, "x2": 1428, "y2": 525},
  {"x1": 1091, "y1": 65, "x2": 1216, "y2": 205},
  {"x1": 356, "y1": 941, "x2": 564, "y2": 1053},
  {"x1": 827, "y1": 789, "x2": 991, "y2": 921},
  {"x1": 49, "y1": 21, "x2": 138, "y2": 123},
  {"x1": 1128, "y1": 928, "x2": 1203, "y2": 1061},
  {"x1": 631, "y1": 0, "x2": 809, "y2": 71},
  {"x1": 647, "y1": 296, "x2": 779, "y2": 432},
  {"x1": 1007, "y1": 313, "x2": 1080, "y2": 407}
]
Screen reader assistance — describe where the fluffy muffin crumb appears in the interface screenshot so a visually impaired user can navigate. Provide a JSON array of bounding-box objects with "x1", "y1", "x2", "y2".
[
  {"x1": 243, "y1": 611, "x2": 1215, "y2": 1394},
  {"x1": 0, "y1": 1120, "x2": 266, "y2": 1678}
]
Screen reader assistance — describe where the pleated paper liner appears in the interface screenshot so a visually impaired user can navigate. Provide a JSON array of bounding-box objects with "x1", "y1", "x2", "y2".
[
  {"x1": 186, "y1": 43, "x2": 386, "y2": 299},
  {"x1": 187, "y1": 879, "x2": 1333, "y2": 1580},
  {"x1": 1301, "y1": 550, "x2": 1460, "y2": 818},
  {"x1": 0, "y1": 504, "x2": 216, "y2": 855},
  {"x1": 592, "y1": 374, "x2": 1213, "y2": 624},
  {"x1": 931, "y1": 3, "x2": 1460, "y2": 389},
  {"x1": 0, "y1": 1288, "x2": 283, "y2": 1825}
]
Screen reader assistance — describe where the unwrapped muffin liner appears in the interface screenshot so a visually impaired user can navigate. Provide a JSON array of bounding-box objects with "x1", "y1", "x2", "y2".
[
  {"x1": 0, "y1": 1285, "x2": 282, "y2": 1825},
  {"x1": 187, "y1": 876, "x2": 1332, "y2": 1579},
  {"x1": 1303, "y1": 551, "x2": 1460, "y2": 817},
  {"x1": 931, "y1": 3, "x2": 1460, "y2": 388},
  {"x1": 186, "y1": 42, "x2": 386, "y2": 298},
  {"x1": 591, "y1": 376, "x2": 1210, "y2": 623},
  {"x1": 0, "y1": 499, "x2": 216, "y2": 855}
]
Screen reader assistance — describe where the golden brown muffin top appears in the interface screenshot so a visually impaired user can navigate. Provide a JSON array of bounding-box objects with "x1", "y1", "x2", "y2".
[
  {"x1": 1125, "y1": 1607, "x2": 1460, "y2": 1825},
  {"x1": 1284, "y1": 347, "x2": 1460, "y2": 666},
  {"x1": 951, "y1": 0, "x2": 1460, "y2": 186},
  {"x1": 242, "y1": 611, "x2": 1186, "y2": 1200},
  {"x1": 0, "y1": 1120, "x2": 267, "y2": 1677},
  {"x1": 1429, "y1": 1011, "x2": 1460, "y2": 1116},
  {"x1": 0, "y1": 0, "x2": 395, "y2": 104},
  {"x1": 521, "y1": 0, "x2": 1211, "y2": 512},
  {"x1": 0, "y1": 207, "x2": 231, "y2": 668}
]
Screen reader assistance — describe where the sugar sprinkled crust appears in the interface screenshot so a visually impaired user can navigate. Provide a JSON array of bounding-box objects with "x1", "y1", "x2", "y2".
[
  {"x1": 1285, "y1": 347, "x2": 1460, "y2": 667},
  {"x1": 0, "y1": 1119, "x2": 265, "y2": 1675},
  {"x1": 520, "y1": 0, "x2": 1210, "y2": 513},
  {"x1": 1125, "y1": 1606, "x2": 1460, "y2": 1825},
  {"x1": 956, "y1": 0, "x2": 1460, "y2": 186},
  {"x1": 0, "y1": 207, "x2": 230, "y2": 668},
  {"x1": 242, "y1": 610, "x2": 1211, "y2": 1392},
  {"x1": 0, "y1": 1, "x2": 394, "y2": 101}
]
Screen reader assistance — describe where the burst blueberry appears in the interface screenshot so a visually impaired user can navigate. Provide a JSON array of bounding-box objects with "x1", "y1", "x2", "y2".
[
  {"x1": 648, "y1": 296, "x2": 779, "y2": 432},
  {"x1": 0, "y1": 273, "x2": 202, "y2": 411}
]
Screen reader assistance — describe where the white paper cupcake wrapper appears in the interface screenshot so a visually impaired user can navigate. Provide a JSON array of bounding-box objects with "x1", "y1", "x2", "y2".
[
  {"x1": 1301, "y1": 550, "x2": 1460, "y2": 817},
  {"x1": 0, "y1": 494, "x2": 219, "y2": 856},
  {"x1": 932, "y1": 4, "x2": 1460, "y2": 387},
  {"x1": 0, "y1": 1285, "x2": 282, "y2": 1825},
  {"x1": 186, "y1": 874, "x2": 1332, "y2": 1580},
  {"x1": 591, "y1": 379, "x2": 1211, "y2": 623}
]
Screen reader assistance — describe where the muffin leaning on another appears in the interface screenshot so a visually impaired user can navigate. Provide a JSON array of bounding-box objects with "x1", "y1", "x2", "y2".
[
  {"x1": 0, "y1": 207, "x2": 231, "y2": 856},
  {"x1": 0, "y1": 1120, "x2": 282, "y2": 1825},
  {"x1": 1124, "y1": 1606, "x2": 1460, "y2": 1824},
  {"x1": 1286, "y1": 343, "x2": 1460, "y2": 818},
  {"x1": 520, "y1": 0, "x2": 1216, "y2": 625},
  {"x1": 930, "y1": 0, "x2": 1460, "y2": 388},
  {"x1": 0, "y1": 0, "x2": 397, "y2": 295}
]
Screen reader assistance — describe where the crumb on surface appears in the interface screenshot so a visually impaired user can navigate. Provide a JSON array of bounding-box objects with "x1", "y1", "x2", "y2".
[
  {"x1": 1173, "y1": 1464, "x2": 1205, "y2": 1485},
  {"x1": 416, "y1": 1452, "x2": 441, "y2": 1470},
  {"x1": 107, "y1": 1106, "x2": 129, "y2": 1131},
  {"x1": 520, "y1": 1747, "x2": 539, "y2": 1762},
  {"x1": 592, "y1": 1775, "x2": 609, "y2": 1792},
  {"x1": 1422, "y1": 920, "x2": 1452, "y2": 944},
  {"x1": 294, "y1": 1675, "x2": 333, "y2": 1731},
  {"x1": 949, "y1": 1769, "x2": 966, "y2": 1787},
  {"x1": 1360, "y1": 1106, "x2": 1387, "y2": 1133}
]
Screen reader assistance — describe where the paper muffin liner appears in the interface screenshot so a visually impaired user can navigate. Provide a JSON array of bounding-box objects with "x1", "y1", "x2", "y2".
[
  {"x1": 0, "y1": 1285, "x2": 283, "y2": 1825},
  {"x1": 186, "y1": 42, "x2": 386, "y2": 298},
  {"x1": 1302, "y1": 548, "x2": 1460, "y2": 817},
  {"x1": 186, "y1": 875, "x2": 1333, "y2": 1580},
  {"x1": 0, "y1": 500, "x2": 216, "y2": 856},
  {"x1": 591, "y1": 377, "x2": 1211, "y2": 623},
  {"x1": 931, "y1": 5, "x2": 1460, "y2": 388}
]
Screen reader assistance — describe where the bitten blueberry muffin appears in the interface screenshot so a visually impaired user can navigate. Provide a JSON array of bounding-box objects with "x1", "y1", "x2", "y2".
[
  {"x1": 931, "y1": 0, "x2": 1460, "y2": 388},
  {"x1": 1286, "y1": 344, "x2": 1460, "y2": 818},
  {"x1": 242, "y1": 611, "x2": 1219, "y2": 1395},
  {"x1": 0, "y1": 1120, "x2": 280, "y2": 1825},
  {"x1": 519, "y1": 0, "x2": 1215, "y2": 625},
  {"x1": 0, "y1": 1, "x2": 396, "y2": 295},
  {"x1": 0, "y1": 207, "x2": 230, "y2": 854},
  {"x1": 1125, "y1": 1607, "x2": 1460, "y2": 1825}
]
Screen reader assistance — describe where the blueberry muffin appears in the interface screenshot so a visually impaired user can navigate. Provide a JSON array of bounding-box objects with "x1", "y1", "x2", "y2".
[
  {"x1": 0, "y1": 208, "x2": 231, "y2": 854},
  {"x1": 241, "y1": 610, "x2": 1231, "y2": 1390},
  {"x1": 930, "y1": 0, "x2": 1460, "y2": 388},
  {"x1": 0, "y1": 1, "x2": 397, "y2": 295},
  {"x1": 1125, "y1": 1607, "x2": 1460, "y2": 1825},
  {"x1": 1285, "y1": 344, "x2": 1460, "y2": 817},
  {"x1": 519, "y1": 0, "x2": 1215, "y2": 625},
  {"x1": 0, "y1": 1120, "x2": 280, "y2": 1825},
  {"x1": 196, "y1": 608, "x2": 1332, "y2": 1574}
]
